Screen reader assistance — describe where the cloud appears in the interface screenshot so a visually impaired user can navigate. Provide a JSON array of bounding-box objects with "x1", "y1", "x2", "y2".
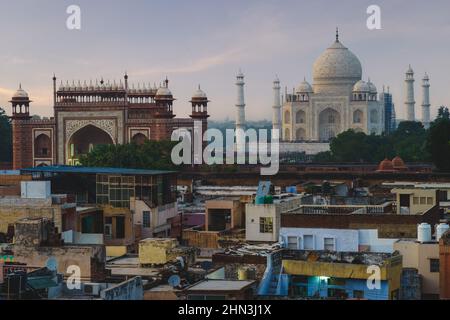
[{"x1": 131, "y1": 49, "x2": 242, "y2": 76}]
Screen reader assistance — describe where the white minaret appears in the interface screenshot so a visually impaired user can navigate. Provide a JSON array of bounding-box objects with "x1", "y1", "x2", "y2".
[
  {"x1": 405, "y1": 65, "x2": 416, "y2": 121},
  {"x1": 421, "y1": 73, "x2": 431, "y2": 128},
  {"x1": 272, "y1": 77, "x2": 281, "y2": 132},
  {"x1": 235, "y1": 70, "x2": 246, "y2": 149}
]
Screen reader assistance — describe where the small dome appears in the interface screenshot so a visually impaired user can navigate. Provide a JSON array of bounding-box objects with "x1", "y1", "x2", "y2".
[
  {"x1": 13, "y1": 84, "x2": 28, "y2": 98},
  {"x1": 367, "y1": 79, "x2": 377, "y2": 93},
  {"x1": 392, "y1": 156, "x2": 406, "y2": 169},
  {"x1": 353, "y1": 80, "x2": 369, "y2": 92},
  {"x1": 296, "y1": 79, "x2": 313, "y2": 93},
  {"x1": 156, "y1": 86, "x2": 172, "y2": 96},
  {"x1": 192, "y1": 85, "x2": 207, "y2": 98},
  {"x1": 377, "y1": 158, "x2": 395, "y2": 172}
]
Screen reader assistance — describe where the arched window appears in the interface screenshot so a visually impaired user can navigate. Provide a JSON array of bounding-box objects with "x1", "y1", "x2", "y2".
[
  {"x1": 131, "y1": 133, "x2": 148, "y2": 145},
  {"x1": 284, "y1": 110, "x2": 291, "y2": 124},
  {"x1": 296, "y1": 110, "x2": 305, "y2": 124},
  {"x1": 370, "y1": 109, "x2": 378, "y2": 124},
  {"x1": 284, "y1": 128, "x2": 291, "y2": 141},
  {"x1": 34, "y1": 134, "x2": 52, "y2": 158},
  {"x1": 296, "y1": 128, "x2": 306, "y2": 141},
  {"x1": 353, "y1": 110, "x2": 363, "y2": 124}
]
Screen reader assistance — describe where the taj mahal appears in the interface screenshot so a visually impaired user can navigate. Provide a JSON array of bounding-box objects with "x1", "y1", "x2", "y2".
[
  {"x1": 235, "y1": 29, "x2": 392, "y2": 144},
  {"x1": 279, "y1": 30, "x2": 384, "y2": 141}
]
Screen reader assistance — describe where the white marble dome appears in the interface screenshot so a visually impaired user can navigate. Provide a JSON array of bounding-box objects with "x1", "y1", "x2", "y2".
[
  {"x1": 192, "y1": 86, "x2": 207, "y2": 98},
  {"x1": 13, "y1": 85, "x2": 28, "y2": 98},
  {"x1": 296, "y1": 79, "x2": 313, "y2": 93},
  {"x1": 353, "y1": 80, "x2": 369, "y2": 92},
  {"x1": 313, "y1": 40, "x2": 362, "y2": 83},
  {"x1": 367, "y1": 80, "x2": 377, "y2": 93},
  {"x1": 156, "y1": 86, "x2": 172, "y2": 96}
]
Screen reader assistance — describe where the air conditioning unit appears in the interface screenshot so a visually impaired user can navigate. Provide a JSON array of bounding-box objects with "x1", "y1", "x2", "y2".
[{"x1": 83, "y1": 283, "x2": 101, "y2": 296}]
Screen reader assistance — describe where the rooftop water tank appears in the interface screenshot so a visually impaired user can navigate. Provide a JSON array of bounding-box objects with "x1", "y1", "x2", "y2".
[
  {"x1": 417, "y1": 223, "x2": 432, "y2": 243},
  {"x1": 436, "y1": 223, "x2": 450, "y2": 241}
]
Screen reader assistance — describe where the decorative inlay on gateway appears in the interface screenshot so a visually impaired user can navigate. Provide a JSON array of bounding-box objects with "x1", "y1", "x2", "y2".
[{"x1": 65, "y1": 119, "x2": 116, "y2": 142}]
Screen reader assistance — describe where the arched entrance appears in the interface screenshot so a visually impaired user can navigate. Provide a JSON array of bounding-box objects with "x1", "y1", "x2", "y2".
[
  {"x1": 67, "y1": 125, "x2": 114, "y2": 165},
  {"x1": 319, "y1": 108, "x2": 341, "y2": 141},
  {"x1": 296, "y1": 128, "x2": 306, "y2": 141},
  {"x1": 131, "y1": 133, "x2": 148, "y2": 145},
  {"x1": 34, "y1": 134, "x2": 52, "y2": 158}
]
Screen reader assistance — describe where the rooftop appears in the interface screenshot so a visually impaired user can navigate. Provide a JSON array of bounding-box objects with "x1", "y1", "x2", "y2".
[
  {"x1": 185, "y1": 279, "x2": 256, "y2": 292},
  {"x1": 21, "y1": 165, "x2": 176, "y2": 176}
]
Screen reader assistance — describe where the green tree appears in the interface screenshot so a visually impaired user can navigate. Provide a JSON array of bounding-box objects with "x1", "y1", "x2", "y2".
[
  {"x1": 79, "y1": 140, "x2": 177, "y2": 170},
  {"x1": 390, "y1": 121, "x2": 429, "y2": 162},
  {"x1": 328, "y1": 130, "x2": 391, "y2": 162},
  {"x1": 0, "y1": 108, "x2": 12, "y2": 162},
  {"x1": 426, "y1": 106, "x2": 450, "y2": 172}
]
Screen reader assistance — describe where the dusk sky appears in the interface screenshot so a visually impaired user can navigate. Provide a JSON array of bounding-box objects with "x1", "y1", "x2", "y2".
[{"x1": 1, "y1": 0, "x2": 450, "y2": 121}]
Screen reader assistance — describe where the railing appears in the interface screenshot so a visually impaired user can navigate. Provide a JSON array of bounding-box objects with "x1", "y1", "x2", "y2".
[{"x1": 287, "y1": 202, "x2": 393, "y2": 215}]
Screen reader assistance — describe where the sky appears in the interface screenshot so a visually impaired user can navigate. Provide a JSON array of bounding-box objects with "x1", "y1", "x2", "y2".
[{"x1": 1, "y1": 0, "x2": 450, "y2": 121}]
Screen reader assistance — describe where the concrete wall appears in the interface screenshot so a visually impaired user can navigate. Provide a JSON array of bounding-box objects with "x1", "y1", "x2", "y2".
[
  {"x1": 13, "y1": 244, "x2": 106, "y2": 282},
  {"x1": 206, "y1": 199, "x2": 243, "y2": 231},
  {"x1": 393, "y1": 188, "x2": 440, "y2": 215},
  {"x1": 100, "y1": 276, "x2": 143, "y2": 300},
  {"x1": 245, "y1": 204, "x2": 280, "y2": 242},
  {"x1": 280, "y1": 227, "x2": 359, "y2": 252},
  {"x1": 0, "y1": 200, "x2": 65, "y2": 234},
  {"x1": 62, "y1": 230, "x2": 104, "y2": 245},
  {"x1": 20, "y1": 181, "x2": 51, "y2": 199},
  {"x1": 394, "y1": 240, "x2": 440, "y2": 296}
]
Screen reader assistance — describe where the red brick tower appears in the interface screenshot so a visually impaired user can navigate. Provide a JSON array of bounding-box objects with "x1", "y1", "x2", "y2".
[
  {"x1": 10, "y1": 84, "x2": 33, "y2": 170},
  {"x1": 189, "y1": 85, "x2": 210, "y2": 140}
]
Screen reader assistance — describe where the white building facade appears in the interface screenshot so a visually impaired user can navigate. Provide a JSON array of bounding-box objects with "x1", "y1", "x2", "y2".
[{"x1": 281, "y1": 31, "x2": 384, "y2": 142}]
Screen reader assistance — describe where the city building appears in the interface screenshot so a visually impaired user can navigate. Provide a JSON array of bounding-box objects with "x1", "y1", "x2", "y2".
[
  {"x1": 258, "y1": 249, "x2": 402, "y2": 300},
  {"x1": 0, "y1": 181, "x2": 76, "y2": 240},
  {"x1": 379, "y1": 87, "x2": 396, "y2": 133},
  {"x1": 440, "y1": 230, "x2": 450, "y2": 299},
  {"x1": 279, "y1": 227, "x2": 397, "y2": 253},
  {"x1": 20, "y1": 166, "x2": 178, "y2": 247},
  {"x1": 10, "y1": 76, "x2": 209, "y2": 169}
]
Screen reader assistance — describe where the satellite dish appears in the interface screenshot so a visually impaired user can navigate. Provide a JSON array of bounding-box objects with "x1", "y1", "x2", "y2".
[
  {"x1": 168, "y1": 275, "x2": 181, "y2": 288},
  {"x1": 46, "y1": 257, "x2": 58, "y2": 271},
  {"x1": 200, "y1": 261, "x2": 213, "y2": 271}
]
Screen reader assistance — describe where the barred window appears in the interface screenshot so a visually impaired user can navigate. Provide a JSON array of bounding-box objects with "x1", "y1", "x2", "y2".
[
  {"x1": 259, "y1": 217, "x2": 273, "y2": 233},
  {"x1": 143, "y1": 211, "x2": 151, "y2": 228}
]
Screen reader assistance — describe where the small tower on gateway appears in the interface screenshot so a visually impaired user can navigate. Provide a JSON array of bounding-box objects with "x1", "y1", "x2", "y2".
[
  {"x1": 190, "y1": 85, "x2": 210, "y2": 139},
  {"x1": 10, "y1": 84, "x2": 31, "y2": 120},
  {"x1": 154, "y1": 77, "x2": 175, "y2": 119},
  {"x1": 405, "y1": 65, "x2": 416, "y2": 121},
  {"x1": 10, "y1": 84, "x2": 34, "y2": 169},
  {"x1": 421, "y1": 73, "x2": 431, "y2": 128}
]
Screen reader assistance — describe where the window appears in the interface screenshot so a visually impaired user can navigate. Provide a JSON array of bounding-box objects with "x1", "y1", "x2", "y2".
[
  {"x1": 413, "y1": 197, "x2": 419, "y2": 205},
  {"x1": 427, "y1": 197, "x2": 433, "y2": 205},
  {"x1": 287, "y1": 236, "x2": 298, "y2": 249},
  {"x1": 143, "y1": 211, "x2": 151, "y2": 228},
  {"x1": 303, "y1": 235, "x2": 314, "y2": 250},
  {"x1": 324, "y1": 237, "x2": 335, "y2": 251},
  {"x1": 430, "y1": 259, "x2": 439, "y2": 273},
  {"x1": 259, "y1": 217, "x2": 273, "y2": 233},
  {"x1": 420, "y1": 197, "x2": 426, "y2": 205}
]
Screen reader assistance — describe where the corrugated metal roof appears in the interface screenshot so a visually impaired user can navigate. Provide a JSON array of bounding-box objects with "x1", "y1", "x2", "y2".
[{"x1": 21, "y1": 165, "x2": 176, "y2": 176}]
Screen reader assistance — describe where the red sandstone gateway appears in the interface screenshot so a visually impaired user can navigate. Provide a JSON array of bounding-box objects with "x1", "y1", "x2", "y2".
[{"x1": 10, "y1": 76, "x2": 209, "y2": 169}]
